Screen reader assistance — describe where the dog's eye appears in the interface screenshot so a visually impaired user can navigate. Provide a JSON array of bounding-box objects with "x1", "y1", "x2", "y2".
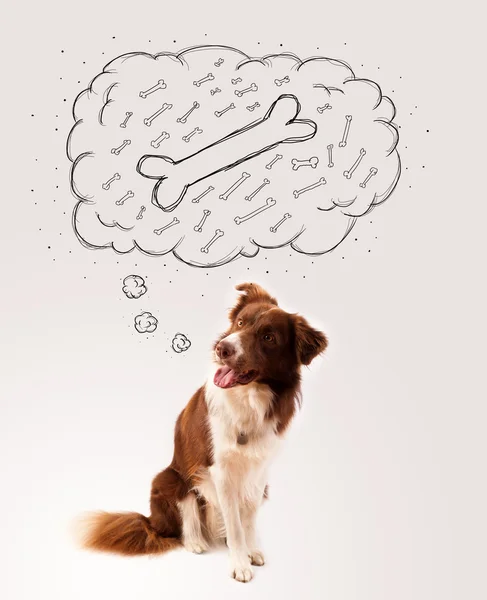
[
  {"x1": 237, "y1": 320, "x2": 244, "y2": 327},
  {"x1": 263, "y1": 334, "x2": 274, "y2": 343}
]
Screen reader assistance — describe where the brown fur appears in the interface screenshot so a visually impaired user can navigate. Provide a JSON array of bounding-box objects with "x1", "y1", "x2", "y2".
[{"x1": 80, "y1": 283, "x2": 327, "y2": 556}]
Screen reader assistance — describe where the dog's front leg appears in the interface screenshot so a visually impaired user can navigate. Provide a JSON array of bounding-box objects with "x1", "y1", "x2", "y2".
[
  {"x1": 241, "y1": 501, "x2": 265, "y2": 567},
  {"x1": 211, "y1": 466, "x2": 253, "y2": 583}
]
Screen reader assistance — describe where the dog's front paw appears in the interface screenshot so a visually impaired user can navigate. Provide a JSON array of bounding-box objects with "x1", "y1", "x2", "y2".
[
  {"x1": 230, "y1": 553, "x2": 253, "y2": 582},
  {"x1": 184, "y1": 539, "x2": 209, "y2": 554},
  {"x1": 249, "y1": 549, "x2": 265, "y2": 566}
]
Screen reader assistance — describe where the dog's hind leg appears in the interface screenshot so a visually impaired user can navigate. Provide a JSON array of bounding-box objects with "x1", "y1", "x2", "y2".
[{"x1": 177, "y1": 492, "x2": 209, "y2": 554}]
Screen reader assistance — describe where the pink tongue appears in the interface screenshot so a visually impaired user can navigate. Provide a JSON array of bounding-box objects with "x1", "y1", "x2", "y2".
[{"x1": 214, "y1": 366, "x2": 238, "y2": 389}]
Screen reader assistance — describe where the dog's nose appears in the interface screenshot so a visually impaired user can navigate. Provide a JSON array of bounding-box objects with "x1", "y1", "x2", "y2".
[{"x1": 216, "y1": 340, "x2": 235, "y2": 360}]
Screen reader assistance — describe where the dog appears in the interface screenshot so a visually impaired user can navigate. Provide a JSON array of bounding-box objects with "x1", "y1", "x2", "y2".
[{"x1": 80, "y1": 283, "x2": 328, "y2": 582}]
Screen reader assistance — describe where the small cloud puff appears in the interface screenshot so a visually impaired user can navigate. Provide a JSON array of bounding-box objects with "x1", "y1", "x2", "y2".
[
  {"x1": 135, "y1": 311, "x2": 158, "y2": 334},
  {"x1": 172, "y1": 333, "x2": 191, "y2": 353},
  {"x1": 123, "y1": 275, "x2": 147, "y2": 299}
]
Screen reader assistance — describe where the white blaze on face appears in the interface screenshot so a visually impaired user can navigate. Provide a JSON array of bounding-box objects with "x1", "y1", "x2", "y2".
[{"x1": 221, "y1": 332, "x2": 244, "y2": 360}]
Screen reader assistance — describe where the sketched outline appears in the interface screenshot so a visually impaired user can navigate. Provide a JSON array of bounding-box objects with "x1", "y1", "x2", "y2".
[{"x1": 66, "y1": 45, "x2": 401, "y2": 267}]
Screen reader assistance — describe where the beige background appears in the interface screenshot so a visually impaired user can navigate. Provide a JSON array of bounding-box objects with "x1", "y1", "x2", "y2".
[{"x1": 1, "y1": 1, "x2": 486, "y2": 599}]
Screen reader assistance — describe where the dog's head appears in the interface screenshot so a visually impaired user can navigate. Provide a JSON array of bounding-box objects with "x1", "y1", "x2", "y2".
[{"x1": 213, "y1": 283, "x2": 328, "y2": 389}]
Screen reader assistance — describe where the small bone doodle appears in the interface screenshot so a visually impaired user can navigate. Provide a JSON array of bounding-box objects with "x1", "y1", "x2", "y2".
[
  {"x1": 234, "y1": 197, "x2": 276, "y2": 225},
  {"x1": 210, "y1": 88, "x2": 221, "y2": 96},
  {"x1": 177, "y1": 101, "x2": 200, "y2": 124},
  {"x1": 339, "y1": 115, "x2": 352, "y2": 147},
  {"x1": 293, "y1": 177, "x2": 327, "y2": 199},
  {"x1": 214, "y1": 58, "x2": 224, "y2": 67},
  {"x1": 214, "y1": 103, "x2": 235, "y2": 118},
  {"x1": 317, "y1": 103, "x2": 332, "y2": 114},
  {"x1": 191, "y1": 185, "x2": 214, "y2": 203},
  {"x1": 194, "y1": 209, "x2": 211, "y2": 233},
  {"x1": 144, "y1": 103, "x2": 173, "y2": 127},
  {"x1": 247, "y1": 102, "x2": 260, "y2": 112},
  {"x1": 274, "y1": 76, "x2": 290, "y2": 87},
  {"x1": 343, "y1": 148, "x2": 366, "y2": 179},
  {"x1": 235, "y1": 83, "x2": 258, "y2": 97},
  {"x1": 150, "y1": 131, "x2": 170, "y2": 149},
  {"x1": 111, "y1": 140, "x2": 131, "y2": 155},
  {"x1": 266, "y1": 154, "x2": 283, "y2": 170},
  {"x1": 291, "y1": 156, "x2": 319, "y2": 171},
  {"x1": 245, "y1": 178, "x2": 270, "y2": 201},
  {"x1": 359, "y1": 167, "x2": 378, "y2": 188},
  {"x1": 139, "y1": 79, "x2": 166, "y2": 99},
  {"x1": 231, "y1": 78, "x2": 242, "y2": 85},
  {"x1": 182, "y1": 127, "x2": 203, "y2": 143},
  {"x1": 193, "y1": 73, "x2": 214, "y2": 87},
  {"x1": 115, "y1": 190, "x2": 134, "y2": 205},
  {"x1": 102, "y1": 173, "x2": 121, "y2": 190},
  {"x1": 219, "y1": 172, "x2": 250, "y2": 200},
  {"x1": 327, "y1": 144, "x2": 334, "y2": 168},
  {"x1": 153, "y1": 217, "x2": 180, "y2": 235},
  {"x1": 120, "y1": 112, "x2": 133, "y2": 128},
  {"x1": 136, "y1": 206, "x2": 146, "y2": 220},
  {"x1": 270, "y1": 212, "x2": 291, "y2": 233},
  {"x1": 201, "y1": 229, "x2": 224, "y2": 253}
]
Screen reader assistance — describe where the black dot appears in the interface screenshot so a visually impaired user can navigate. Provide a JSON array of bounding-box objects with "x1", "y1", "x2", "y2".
[{"x1": 426, "y1": 129, "x2": 430, "y2": 133}]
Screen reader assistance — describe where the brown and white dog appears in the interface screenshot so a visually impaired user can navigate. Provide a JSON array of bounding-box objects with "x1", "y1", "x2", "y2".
[{"x1": 80, "y1": 283, "x2": 327, "y2": 582}]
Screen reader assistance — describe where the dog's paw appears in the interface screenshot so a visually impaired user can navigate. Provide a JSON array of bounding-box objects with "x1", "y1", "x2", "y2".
[
  {"x1": 230, "y1": 554, "x2": 254, "y2": 582},
  {"x1": 249, "y1": 549, "x2": 265, "y2": 566},
  {"x1": 184, "y1": 539, "x2": 209, "y2": 554},
  {"x1": 231, "y1": 564, "x2": 253, "y2": 583}
]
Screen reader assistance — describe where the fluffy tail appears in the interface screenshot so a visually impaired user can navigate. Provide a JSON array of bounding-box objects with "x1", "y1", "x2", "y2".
[{"x1": 77, "y1": 511, "x2": 181, "y2": 556}]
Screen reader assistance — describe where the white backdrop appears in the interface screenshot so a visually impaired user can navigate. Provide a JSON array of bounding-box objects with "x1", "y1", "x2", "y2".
[{"x1": 1, "y1": 2, "x2": 486, "y2": 599}]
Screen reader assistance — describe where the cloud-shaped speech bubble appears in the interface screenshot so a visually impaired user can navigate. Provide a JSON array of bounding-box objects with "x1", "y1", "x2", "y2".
[
  {"x1": 122, "y1": 274, "x2": 147, "y2": 299},
  {"x1": 67, "y1": 45, "x2": 400, "y2": 267},
  {"x1": 134, "y1": 311, "x2": 158, "y2": 334},
  {"x1": 172, "y1": 333, "x2": 191, "y2": 353}
]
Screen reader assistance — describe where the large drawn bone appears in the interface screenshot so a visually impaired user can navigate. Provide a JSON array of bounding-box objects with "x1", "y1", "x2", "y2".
[
  {"x1": 182, "y1": 127, "x2": 203, "y2": 143},
  {"x1": 137, "y1": 94, "x2": 317, "y2": 212}
]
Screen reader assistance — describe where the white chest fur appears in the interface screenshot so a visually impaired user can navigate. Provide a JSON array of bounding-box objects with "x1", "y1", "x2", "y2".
[{"x1": 195, "y1": 377, "x2": 281, "y2": 531}]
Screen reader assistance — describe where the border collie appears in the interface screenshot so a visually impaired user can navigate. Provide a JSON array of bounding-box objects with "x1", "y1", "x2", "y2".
[{"x1": 80, "y1": 283, "x2": 327, "y2": 582}]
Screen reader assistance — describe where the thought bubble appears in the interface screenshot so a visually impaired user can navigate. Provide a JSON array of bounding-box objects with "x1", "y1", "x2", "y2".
[
  {"x1": 172, "y1": 333, "x2": 191, "y2": 353},
  {"x1": 134, "y1": 311, "x2": 158, "y2": 333},
  {"x1": 67, "y1": 45, "x2": 401, "y2": 267},
  {"x1": 122, "y1": 274, "x2": 147, "y2": 299}
]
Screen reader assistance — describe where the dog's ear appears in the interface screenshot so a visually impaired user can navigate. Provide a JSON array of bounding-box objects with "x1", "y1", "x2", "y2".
[
  {"x1": 229, "y1": 283, "x2": 277, "y2": 321},
  {"x1": 293, "y1": 315, "x2": 328, "y2": 366}
]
